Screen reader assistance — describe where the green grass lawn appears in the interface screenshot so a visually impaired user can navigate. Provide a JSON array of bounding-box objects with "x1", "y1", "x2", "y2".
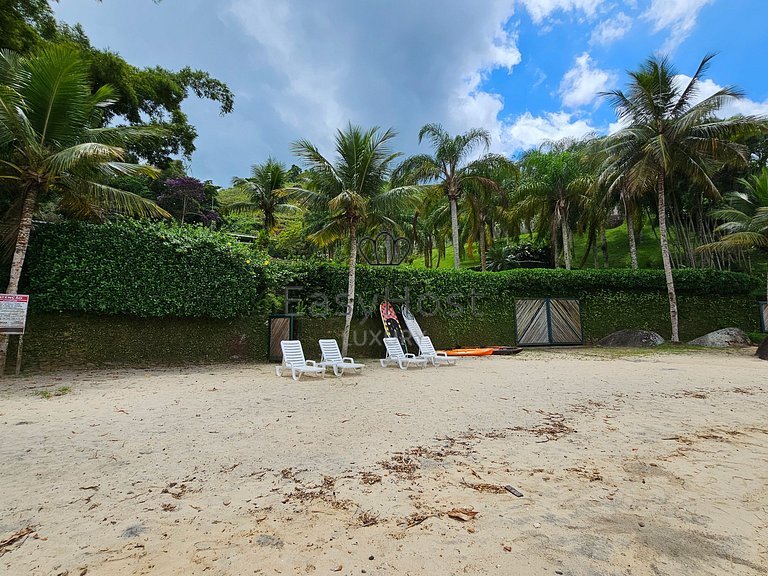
[
  {"x1": 572, "y1": 223, "x2": 663, "y2": 269},
  {"x1": 408, "y1": 223, "x2": 663, "y2": 270},
  {"x1": 408, "y1": 244, "x2": 480, "y2": 270}
]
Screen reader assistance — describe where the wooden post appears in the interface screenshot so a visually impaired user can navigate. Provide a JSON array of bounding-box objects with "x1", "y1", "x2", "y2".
[{"x1": 15, "y1": 334, "x2": 24, "y2": 376}]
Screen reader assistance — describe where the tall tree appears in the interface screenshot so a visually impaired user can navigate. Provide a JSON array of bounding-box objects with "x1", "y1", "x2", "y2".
[
  {"x1": 229, "y1": 158, "x2": 297, "y2": 233},
  {"x1": 463, "y1": 155, "x2": 516, "y2": 271},
  {"x1": 397, "y1": 124, "x2": 497, "y2": 269},
  {"x1": 289, "y1": 124, "x2": 415, "y2": 355},
  {"x1": 0, "y1": 46, "x2": 168, "y2": 370},
  {"x1": 599, "y1": 53, "x2": 764, "y2": 341},
  {"x1": 701, "y1": 168, "x2": 768, "y2": 262},
  {"x1": 701, "y1": 168, "x2": 768, "y2": 302},
  {"x1": 511, "y1": 141, "x2": 589, "y2": 269},
  {"x1": 2, "y1": 1, "x2": 234, "y2": 166}
]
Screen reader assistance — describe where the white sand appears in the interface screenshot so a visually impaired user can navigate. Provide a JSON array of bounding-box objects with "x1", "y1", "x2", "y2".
[{"x1": 1, "y1": 349, "x2": 766, "y2": 576}]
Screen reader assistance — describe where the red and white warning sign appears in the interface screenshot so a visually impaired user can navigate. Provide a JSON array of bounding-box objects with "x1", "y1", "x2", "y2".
[{"x1": 0, "y1": 294, "x2": 29, "y2": 335}]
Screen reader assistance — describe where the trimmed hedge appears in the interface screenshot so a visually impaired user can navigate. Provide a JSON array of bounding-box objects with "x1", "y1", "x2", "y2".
[
  {"x1": 24, "y1": 220, "x2": 269, "y2": 318},
  {"x1": 13, "y1": 312, "x2": 269, "y2": 369},
  {"x1": 268, "y1": 261, "x2": 759, "y2": 316},
  {"x1": 9, "y1": 223, "x2": 763, "y2": 367},
  {"x1": 269, "y1": 261, "x2": 762, "y2": 347}
]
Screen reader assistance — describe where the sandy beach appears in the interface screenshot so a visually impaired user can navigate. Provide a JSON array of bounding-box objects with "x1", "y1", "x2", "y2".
[{"x1": 1, "y1": 349, "x2": 766, "y2": 576}]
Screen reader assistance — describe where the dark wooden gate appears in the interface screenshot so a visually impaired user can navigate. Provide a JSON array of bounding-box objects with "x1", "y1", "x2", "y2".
[
  {"x1": 515, "y1": 298, "x2": 583, "y2": 346},
  {"x1": 269, "y1": 315, "x2": 297, "y2": 362}
]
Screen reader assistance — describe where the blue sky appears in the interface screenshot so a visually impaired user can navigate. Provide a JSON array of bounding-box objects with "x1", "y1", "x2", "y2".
[{"x1": 53, "y1": 0, "x2": 768, "y2": 187}]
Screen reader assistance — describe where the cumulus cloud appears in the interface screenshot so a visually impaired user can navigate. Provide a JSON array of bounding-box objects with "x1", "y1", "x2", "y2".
[
  {"x1": 559, "y1": 53, "x2": 616, "y2": 108},
  {"x1": 226, "y1": 0, "x2": 523, "y2": 160},
  {"x1": 605, "y1": 74, "x2": 768, "y2": 137},
  {"x1": 502, "y1": 111, "x2": 598, "y2": 152},
  {"x1": 673, "y1": 75, "x2": 768, "y2": 118},
  {"x1": 641, "y1": 0, "x2": 715, "y2": 53},
  {"x1": 590, "y1": 12, "x2": 633, "y2": 45},
  {"x1": 517, "y1": 0, "x2": 606, "y2": 23}
]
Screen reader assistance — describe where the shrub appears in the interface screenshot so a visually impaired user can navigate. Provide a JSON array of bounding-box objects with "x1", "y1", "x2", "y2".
[
  {"x1": 23, "y1": 220, "x2": 269, "y2": 318},
  {"x1": 487, "y1": 241, "x2": 553, "y2": 271},
  {"x1": 267, "y1": 261, "x2": 759, "y2": 319}
]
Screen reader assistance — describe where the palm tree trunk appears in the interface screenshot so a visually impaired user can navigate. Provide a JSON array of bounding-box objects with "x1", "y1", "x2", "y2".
[
  {"x1": 625, "y1": 199, "x2": 638, "y2": 270},
  {"x1": 592, "y1": 239, "x2": 599, "y2": 268},
  {"x1": 601, "y1": 228, "x2": 609, "y2": 268},
  {"x1": 0, "y1": 187, "x2": 39, "y2": 374},
  {"x1": 551, "y1": 216, "x2": 560, "y2": 268},
  {"x1": 341, "y1": 223, "x2": 358, "y2": 356},
  {"x1": 657, "y1": 175, "x2": 680, "y2": 343},
  {"x1": 561, "y1": 216, "x2": 571, "y2": 270},
  {"x1": 479, "y1": 218, "x2": 487, "y2": 272},
  {"x1": 450, "y1": 196, "x2": 460, "y2": 269}
]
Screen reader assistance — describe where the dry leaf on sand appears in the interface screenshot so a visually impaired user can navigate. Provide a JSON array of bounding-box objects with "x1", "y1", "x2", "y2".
[{"x1": 446, "y1": 508, "x2": 478, "y2": 522}]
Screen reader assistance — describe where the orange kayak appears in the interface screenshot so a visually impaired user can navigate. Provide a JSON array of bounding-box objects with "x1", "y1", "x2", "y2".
[{"x1": 442, "y1": 348, "x2": 495, "y2": 357}]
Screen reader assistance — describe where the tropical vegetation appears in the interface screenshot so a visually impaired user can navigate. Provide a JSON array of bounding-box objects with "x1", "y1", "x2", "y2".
[{"x1": 1, "y1": 0, "x2": 767, "y2": 369}]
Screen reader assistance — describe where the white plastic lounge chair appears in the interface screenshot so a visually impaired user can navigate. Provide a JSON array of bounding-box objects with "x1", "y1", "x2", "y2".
[
  {"x1": 380, "y1": 337, "x2": 427, "y2": 369},
  {"x1": 318, "y1": 339, "x2": 366, "y2": 376},
  {"x1": 418, "y1": 336, "x2": 456, "y2": 366},
  {"x1": 275, "y1": 340, "x2": 325, "y2": 381}
]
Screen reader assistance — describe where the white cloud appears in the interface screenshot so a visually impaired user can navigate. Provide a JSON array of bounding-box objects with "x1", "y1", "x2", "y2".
[
  {"x1": 607, "y1": 75, "x2": 768, "y2": 136},
  {"x1": 502, "y1": 111, "x2": 598, "y2": 152},
  {"x1": 559, "y1": 53, "x2": 616, "y2": 108},
  {"x1": 517, "y1": 0, "x2": 606, "y2": 23},
  {"x1": 590, "y1": 12, "x2": 633, "y2": 45},
  {"x1": 673, "y1": 75, "x2": 768, "y2": 118},
  {"x1": 641, "y1": 0, "x2": 715, "y2": 53},
  {"x1": 226, "y1": 0, "x2": 521, "y2": 160}
]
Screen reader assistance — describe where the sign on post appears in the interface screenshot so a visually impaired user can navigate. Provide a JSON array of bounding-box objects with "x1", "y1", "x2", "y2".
[{"x1": 0, "y1": 295, "x2": 29, "y2": 335}]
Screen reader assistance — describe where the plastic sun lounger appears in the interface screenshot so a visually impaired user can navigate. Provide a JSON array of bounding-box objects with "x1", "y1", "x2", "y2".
[
  {"x1": 317, "y1": 339, "x2": 366, "y2": 376},
  {"x1": 418, "y1": 336, "x2": 456, "y2": 366},
  {"x1": 380, "y1": 337, "x2": 427, "y2": 370},
  {"x1": 275, "y1": 340, "x2": 325, "y2": 381}
]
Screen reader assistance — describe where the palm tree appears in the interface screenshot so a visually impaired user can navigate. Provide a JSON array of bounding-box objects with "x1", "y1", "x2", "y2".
[
  {"x1": 463, "y1": 155, "x2": 517, "y2": 271},
  {"x1": 701, "y1": 168, "x2": 768, "y2": 302},
  {"x1": 707, "y1": 169, "x2": 768, "y2": 250},
  {"x1": 510, "y1": 141, "x2": 589, "y2": 269},
  {"x1": 289, "y1": 124, "x2": 416, "y2": 355},
  {"x1": 0, "y1": 46, "x2": 168, "y2": 370},
  {"x1": 396, "y1": 124, "x2": 499, "y2": 269},
  {"x1": 599, "y1": 53, "x2": 765, "y2": 342},
  {"x1": 228, "y1": 157, "x2": 298, "y2": 233}
]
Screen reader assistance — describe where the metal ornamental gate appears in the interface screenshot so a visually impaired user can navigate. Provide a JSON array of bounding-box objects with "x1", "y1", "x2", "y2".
[{"x1": 515, "y1": 298, "x2": 583, "y2": 346}]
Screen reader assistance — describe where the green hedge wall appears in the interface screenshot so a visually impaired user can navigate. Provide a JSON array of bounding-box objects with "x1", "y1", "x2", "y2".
[
  {"x1": 270, "y1": 261, "x2": 762, "y2": 348},
  {"x1": 12, "y1": 312, "x2": 269, "y2": 369},
  {"x1": 9, "y1": 224, "x2": 763, "y2": 368},
  {"x1": 24, "y1": 220, "x2": 269, "y2": 318}
]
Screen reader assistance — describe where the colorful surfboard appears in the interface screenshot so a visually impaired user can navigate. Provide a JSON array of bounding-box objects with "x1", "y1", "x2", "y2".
[
  {"x1": 440, "y1": 346, "x2": 523, "y2": 357},
  {"x1": 380, "y1": 301, "x2": 407, "y2": 352}
]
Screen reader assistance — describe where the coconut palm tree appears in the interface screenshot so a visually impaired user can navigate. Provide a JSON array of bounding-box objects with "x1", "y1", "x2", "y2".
[
  {"x1": 463, "y1": 155, "x2": 517, "y2": 271},
  {"x1": 510, "y1": 140, "x2": 589, "y2": 269},
  {"x1": 289, "y1": 123, "x2": 416, "y2": 355},
  {"x1": 701, "y1": 168, "x2": 768, "y2": 304},
  {"x1": 396, "y1": 124, "x2": 499, "y2": 269},
  {"x1": 0, "y1": 45, "x2": 168, "y2": 371},
  {"x1": 598, "y1": 53, "x2": 765, "y2": 342},
  {"x1": 228, "y1": 157, "x2": 298, "y2": 233},
  {"x1": 707, "y1": 169, "x2": 768, "y2": 250}
]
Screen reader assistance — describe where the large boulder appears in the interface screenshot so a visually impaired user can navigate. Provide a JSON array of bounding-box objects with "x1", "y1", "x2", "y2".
[
  {"x1": 598, "y1": 329, "x2": 665, "y2": 348},
  {"x1": 757, "y1": 338, "x2": 768, "y2": 360},
  {"x1": 688, "y1": 328, "x2": 751, "y2": 348}
]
